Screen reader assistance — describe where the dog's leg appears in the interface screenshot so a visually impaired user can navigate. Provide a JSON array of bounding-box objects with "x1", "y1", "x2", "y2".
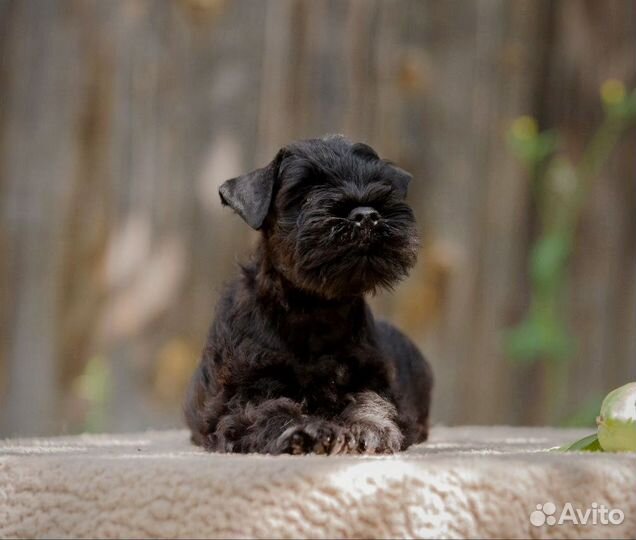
[
  {"x1": 337, "y1": 391, "x2": 404, "y2": 454},
  {"x1": 208, "y1": 396, "x2": 349, "y2": 455}
]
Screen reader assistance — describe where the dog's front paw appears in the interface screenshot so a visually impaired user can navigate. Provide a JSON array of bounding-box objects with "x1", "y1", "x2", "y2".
[
  {"x1": 347, "y1": 424, "x2": 402, "y2": 454},
  {"x1": 275, "y1": 421, "x2": 348, "y2": 455}
]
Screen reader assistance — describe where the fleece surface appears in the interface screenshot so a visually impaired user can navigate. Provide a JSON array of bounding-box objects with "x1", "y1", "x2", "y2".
[{"x1": 0, "y1": 426, "x2": 635, "y2": 539}]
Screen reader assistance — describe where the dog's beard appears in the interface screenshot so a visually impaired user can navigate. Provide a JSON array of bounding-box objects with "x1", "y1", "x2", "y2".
[{"x1": 291, "y1": 204, "x2": 418, "y2": 298}]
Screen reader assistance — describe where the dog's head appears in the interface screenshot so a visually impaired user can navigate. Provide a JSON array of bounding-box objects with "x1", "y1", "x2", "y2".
[{"x1": 219, "y1": 135, "x2": 418, "y2": 298}]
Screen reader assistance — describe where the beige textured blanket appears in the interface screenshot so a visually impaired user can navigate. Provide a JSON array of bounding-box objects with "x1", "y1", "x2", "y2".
[{"x1": 1, "y1": 426, "x2": 635, "y2": 539}]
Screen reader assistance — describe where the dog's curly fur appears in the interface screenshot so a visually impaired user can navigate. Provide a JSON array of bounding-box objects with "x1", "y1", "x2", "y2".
[{"x1": 185, "y1": 135, "x2": 432, "y2": 455}]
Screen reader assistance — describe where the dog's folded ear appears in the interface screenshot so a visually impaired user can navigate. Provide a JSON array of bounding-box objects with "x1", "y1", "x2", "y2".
[
  {"x1": 351, "y1": 142, "x2": 380, "y2": 161},
  {"x1": 352, "y1": 143, "x2": 412, "y2": 199},
  {"x1": 218, "y1": 150, "x2": 284, "y2": 230},
  {"x1": 389, "y1": 165, "x2": 412, "y2": 199}
]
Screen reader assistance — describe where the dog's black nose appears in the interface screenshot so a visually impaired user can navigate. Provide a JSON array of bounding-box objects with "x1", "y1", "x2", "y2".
[{"x1": 348, "y1": 206, "x2": 380, "y2": 226}]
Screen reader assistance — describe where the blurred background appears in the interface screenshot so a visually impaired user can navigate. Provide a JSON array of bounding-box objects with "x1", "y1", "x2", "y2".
[{"x1": 1, "y1": 0, "x2": 635, "y2": 437}]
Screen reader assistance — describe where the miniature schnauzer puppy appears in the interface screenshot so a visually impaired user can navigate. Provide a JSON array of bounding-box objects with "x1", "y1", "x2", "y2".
[{"x1": 185, "y1": 135, "x2": 432, "y2": 455}]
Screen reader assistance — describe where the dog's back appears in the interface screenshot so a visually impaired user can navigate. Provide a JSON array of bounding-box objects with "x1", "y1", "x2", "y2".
[{"x1": 375, "y1": 320, "x2": 432, "y2": 444}]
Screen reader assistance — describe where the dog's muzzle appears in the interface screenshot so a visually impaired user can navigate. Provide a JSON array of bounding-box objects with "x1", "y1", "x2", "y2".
[{"x1": 348, "y1": 206, "x2": 380, "y2": 228}]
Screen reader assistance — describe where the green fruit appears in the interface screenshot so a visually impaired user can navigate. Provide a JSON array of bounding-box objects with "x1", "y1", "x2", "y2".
[{"x1": 597, "y1": 382, "x2": 636, "y2": 452}]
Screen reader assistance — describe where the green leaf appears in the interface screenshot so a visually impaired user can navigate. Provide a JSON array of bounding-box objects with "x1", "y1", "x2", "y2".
[
  {"x1": 507, "y1": 129, "x2": 559, "y2": 166},
  {"x1": 530, "y1": 233, "x2": 570, "y2": 285},
  {"x1": 505, "y1": 313, "x2": 574, "y2": 364},
  {"x1": 607, "y1": 89, "x2": 636, "y2": 121},
  {"x1": 532, "y1": 131, "x2": 559, "y2": 163},
  {"x1": 558, "y1": 433, "x2": 603, "y2": 452},
  {"x1": 505, "y1": 317, "x2": 548, "y2": 363}
]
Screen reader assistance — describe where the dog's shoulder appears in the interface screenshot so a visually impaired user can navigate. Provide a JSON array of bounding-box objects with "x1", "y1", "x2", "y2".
[
  {"x1": 374, "y1": 320, "x2": 426, "y2": 368},
  {"x1": 374, "y1": 319, "x2": 413, "y2": 350},
  {"x1": 214, "y1": 261, "x2": 258, "y2": 310},
  {"x1": 375, "y1": 318, "x2": 432, "y2": 400}
]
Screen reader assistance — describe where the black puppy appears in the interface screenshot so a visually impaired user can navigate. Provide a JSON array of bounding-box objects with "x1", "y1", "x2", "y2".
[{"x1": 185, "y1": 135, "x2": 432, "y2": 455}]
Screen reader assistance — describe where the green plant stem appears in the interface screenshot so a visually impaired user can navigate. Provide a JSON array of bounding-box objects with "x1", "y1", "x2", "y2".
[
  {"x1": 565, "y1": 114, "x2": 627, "y2": 235},
  {"x1": 508, "y1": 103, "x2": 635, "y2": 425},
  {"x1": 540, "y1": 115, "x2": 628, "y2": 424}
]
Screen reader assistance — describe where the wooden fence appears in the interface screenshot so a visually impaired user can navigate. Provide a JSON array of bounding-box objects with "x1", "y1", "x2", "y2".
[{"x1": 1, "y1": 0, "x2": 634, "y2": 435}]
